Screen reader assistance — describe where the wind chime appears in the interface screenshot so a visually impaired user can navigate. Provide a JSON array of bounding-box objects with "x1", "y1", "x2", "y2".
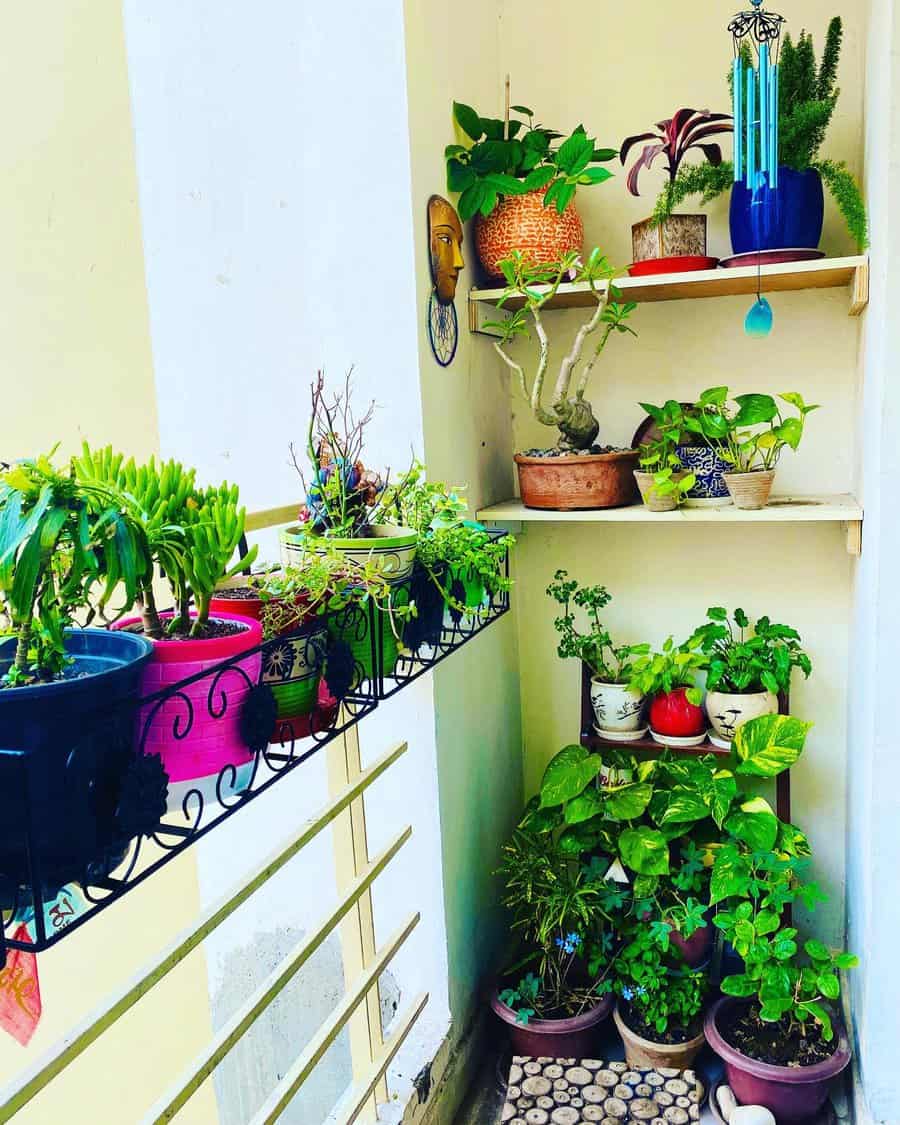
[{"x1": 729, "y1": 0, "x2": 786, "y2": 337}]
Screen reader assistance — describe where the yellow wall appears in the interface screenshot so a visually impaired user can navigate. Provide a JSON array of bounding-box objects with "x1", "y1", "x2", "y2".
[
  {"x1": 494, "y1": 0, "x2": 867, "y2": 945},
  {"x1": 0, "y1": 4, "x2": 216, "y2": 1120}
]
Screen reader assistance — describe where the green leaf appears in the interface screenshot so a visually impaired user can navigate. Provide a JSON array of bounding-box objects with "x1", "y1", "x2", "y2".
[
  {"x1": 523, "y1": 165, "x2": 556, "y2": 191},
  {"x1": 804, "y1": 938, "x2": 831, "y2": 962},
  {"x1": 619, "y1": 826, "x2": 670, "y2": 875},
  {"x1": 803, "y1": 1001, "x2": 833, "y2": 1041},
  {"x1": 656, "y1": 790, "x2": 710, "y2": 826},
  {"x1": 511, "y1": 104, "x2": 533, "y2": 115},
  {"x1": 835, "y1": 952, "x2": 860, "y2": 970},
  {"x1": 558, "y1": 817, "x2": 608, "y2": 855},
  {"x1": 756, "y1": 910, "x2": 780, "y2": 935},
  {"x1": 555, "y1": 130, "x2": 594, "y2": 176},
  {"x1": 725, "y1": 796, "x2": 779, "y2": 853},
  {"x1": 564, "y1": 788, "x2": 604, "y2": 825},
  {"x1": 710, "y1": 844, "x2": 752, "y2": 905},
  {"x1": 592, "y1": 147, "x2": 619, "y2": 162},
  {"x1": 539, "y1": 744, "x2": 602, "y2": 808},
  {"x1": 578, "y1": 166, "x2": 614, "y2": 185},
  {"x1": 708, "y1": 770, "x2": 738, "y2": 828},
  {"x1": 453, "y1": 101, "x2": 483, "y2": 142},
  {"x1": 447, "y1": 158, "x2": 475, "y2": 193},
  {"x1": 775, "y1": 416, "x2": 804, "y2": 450},
  {"x1": 484, "y1": 173, "x2": 529, "y2": 195},
  {"x1": 818, "y1": 972, "x2": 840, "y2": 1000},
  {"x1": 734, "y1": 714, "x2": 812, "y2": 777},
  {"x1": 721, "y1": 973, "x2": 758, "y2": 998},
  {"x1": 733, "y1": 393, "x2": 778, "y2": 426},
  {"x1": 605, "y1": 782, "x2": 653, "y2": 820},
  {"x1": 551, "y1": 181, "x2": 576, "y2": 214}
]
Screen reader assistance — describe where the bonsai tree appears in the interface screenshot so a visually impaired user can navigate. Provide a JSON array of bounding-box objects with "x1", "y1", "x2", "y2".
[
  {"x1": 447, "y1": 102, "x2": 617, "y2": 221},
  {"x1": 0, "y1": 452, "x2": 148, "y2": 685},
  {"x1": 654, "y1": 17, "x2": 868, "y2": 248},
  {"x1": 620, "y1": 108, "x2": 733, "y2": 219},
  {"x1": 488, "y1": 248, "x2": 638, "y2": 450},
  {"x1": 689, "y1": 607, "x2": 812, "y2": 696},
  {"x1": 546, "y1": 568, "x2": 648, "y2": 682}
]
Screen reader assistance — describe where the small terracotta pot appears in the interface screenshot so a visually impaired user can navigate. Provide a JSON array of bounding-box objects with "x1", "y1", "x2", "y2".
[
  {"x1": 634, "y1": 469, "x2": 689, "y2": 513},
  {"x1": 475, "y1": 187, "x2": 583, "y2": 282},
  {"x1": 705, "y1": 996, "x2": 851, "y2": 1122},
  {"x1": 649, "y1": 687, "x2": 706, "y2": 737},
  {"x1": 724, "y1": 470, "x2": 777, "y2": 510},
  {"x1": 613, "y1": 1004, "x2": 706, "y2": 1070},
  {"x1": 490, "y1": 988, "x2": 614, "y2": 1058},
  {"x1": 515, "y1": 451, "x2": 640, "y2": 511},
  {"x1": 706, "y1": 689, "x2": 779, "y2": 741}
]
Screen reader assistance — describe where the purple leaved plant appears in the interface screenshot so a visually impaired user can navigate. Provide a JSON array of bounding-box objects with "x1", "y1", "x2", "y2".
[{"x1": 620, "y1": 108, "x2": 733, "y2": 197}]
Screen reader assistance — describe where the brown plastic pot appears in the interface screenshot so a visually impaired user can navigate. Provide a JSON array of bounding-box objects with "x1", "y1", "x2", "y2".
[
  {"x1": 515, "y1": 451, "x2": 640, "y2": 511},
  {"x1": 704, "y1": 996, "x2": 851, "y2": 1122},
  {"x1": 613, "y1": 1004, "x2": 706, "y2": 1069},
  {"x1": 490, "y1": 988, "x2": 614, "y2": 1058},
  {"x1": 723, "y1": 469, "x2": 777, "y2": 510}
]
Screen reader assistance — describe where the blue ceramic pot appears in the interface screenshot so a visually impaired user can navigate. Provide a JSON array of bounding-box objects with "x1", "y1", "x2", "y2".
[
  {"x1": 677, "y1": 444, "x2": 731, "y2": 506},
  {"x1": 729, "y1": 167, "x2": 824, "y2": 254}
]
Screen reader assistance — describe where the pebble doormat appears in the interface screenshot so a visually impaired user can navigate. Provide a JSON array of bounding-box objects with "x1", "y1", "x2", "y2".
[{"x1": 500, "y1": 1057, "x2": 706, "y2": 1124}]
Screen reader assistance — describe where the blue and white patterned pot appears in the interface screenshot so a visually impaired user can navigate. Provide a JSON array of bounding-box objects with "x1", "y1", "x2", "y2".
[{"x1": 677, "y1": 444, "x2": 732, "y2": 507}]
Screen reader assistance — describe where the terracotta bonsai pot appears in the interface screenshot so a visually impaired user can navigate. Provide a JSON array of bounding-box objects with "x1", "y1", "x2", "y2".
[
  {"x1": 705, "y1": 689, "x2": 779, "y2": 742},
  {"x1": 475, "y1": 187, "x2": 583, "y2": 283},
  {"x1": 649, "y1": 687, "x2": 706, "y2": 739},
  {"x1": 634, "y1": 469, "x2": 689, "y2": 513},
  {"x1": 723, "y1": 470, "x2": 777, "y2": 510},
  {"x1": 515, "y1": 451, "x2": 640, "y2": 511},
  {"x1": 705, "y1": 996, "x2": 851, "y2": 1122},
  {"x1": 613, "y1": 1003, "x2": 706, "y2": 1070},
  {"x1": 490, "y1": 988, "x2": 614, "y2": 1058}
]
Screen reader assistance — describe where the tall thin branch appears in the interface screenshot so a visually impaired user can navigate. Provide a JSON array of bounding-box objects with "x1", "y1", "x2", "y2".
[{"x1": 552, "y1": 286, "x2": 609, "y2": 410}]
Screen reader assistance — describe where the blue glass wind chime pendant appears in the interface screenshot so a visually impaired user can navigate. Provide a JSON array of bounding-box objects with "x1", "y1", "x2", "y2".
[{"x1": 730, "y1": 0, "x2": 785, "y2": 337}]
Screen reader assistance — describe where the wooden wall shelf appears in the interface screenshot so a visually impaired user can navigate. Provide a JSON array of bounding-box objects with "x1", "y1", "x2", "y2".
[
  {"x1": 476, "y1": 494, "x2": 864, "y2": 555},
  {"x1": 468, "y1": 255, "x2": 869, "y2": 333}
]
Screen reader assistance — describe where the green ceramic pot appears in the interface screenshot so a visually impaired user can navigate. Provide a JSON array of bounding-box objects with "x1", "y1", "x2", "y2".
[{"x1": 279, "y1": 523, "x2": 418, "y2": 582}]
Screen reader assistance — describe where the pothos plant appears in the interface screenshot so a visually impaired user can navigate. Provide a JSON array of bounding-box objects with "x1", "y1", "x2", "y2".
[
  {"x1": 0, "y1": 452, "x2": 150, "y2": 685},
  {"x1": 689, "y1": 607, "x2": 812, "y2": 695},
  {"x1": 637, "y1": 399, "x2": 696, "y2": 506},
  {"x1": 628, "y1": 636, "x2": 707, "y2": 707},
  {"x1": 486, "y1": 249, "x2": 637, "y2": 451},
  {"x1": 447, "y1": 101, "x2": 617, "y2": 221},
  {"x1": 545, "y1": 569, "x2": 648, "y2": 683}
]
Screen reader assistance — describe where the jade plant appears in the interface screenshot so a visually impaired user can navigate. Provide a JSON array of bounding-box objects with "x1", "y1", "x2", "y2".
[
  {"x1": 447, "y1": 102, "x2": 617, "y2": 221},
  {"x1": 546, "y1": 569, "x2": 648, "y2": 682},
  {"x1": 487, "y1": 248, "x2": 637, "y2": 451},
  {"x1": 689, "y1": 607, "x2": 812, "y2": 695},
  {"x1": 0, "y1": 452, "x2": 148, "y2": 685},
  {"x1": 653, "y1": 17, "x2": 868, "y2": 248}
]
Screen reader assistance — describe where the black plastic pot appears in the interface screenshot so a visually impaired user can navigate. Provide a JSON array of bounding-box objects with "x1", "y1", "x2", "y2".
[{"x1": 0, "y1": 628, "x2": 157, "y2": 898}]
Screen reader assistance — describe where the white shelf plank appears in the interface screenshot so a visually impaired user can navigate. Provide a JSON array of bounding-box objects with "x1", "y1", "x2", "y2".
[
  {"x1": 468, "y1": 255, "x2": 868, "y2": 332},
  {"x1": 476, "y1": 494, "x2": 864, "y2": 554}
]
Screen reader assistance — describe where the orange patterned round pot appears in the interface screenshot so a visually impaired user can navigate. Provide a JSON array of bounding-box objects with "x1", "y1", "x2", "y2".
[
  {"x1": 515, "y1": 450, "x2": 640, "y2": 510},
  {"x1": 475, "y1": 188, "x2": 584, "y2": 282}
]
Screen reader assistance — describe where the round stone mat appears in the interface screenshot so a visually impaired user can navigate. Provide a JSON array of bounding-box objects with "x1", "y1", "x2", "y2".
[{"x1": 501, "y1": 1057, "x2": 706, "y2": 1124}]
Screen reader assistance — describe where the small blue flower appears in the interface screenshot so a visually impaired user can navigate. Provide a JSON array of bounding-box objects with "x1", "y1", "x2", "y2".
[
  {"x1": 636, "y1": 986, "x2": 647, "y2": 997},
  {"x1": 621, "y1": 986, "x2": 635, "y2": 1001}
]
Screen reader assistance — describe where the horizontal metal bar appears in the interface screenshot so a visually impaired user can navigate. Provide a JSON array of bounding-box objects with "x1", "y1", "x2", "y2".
[
  {"x1": 0, "y1": 741, "x2": 409, "y2": 1123},
  {"x1": 244, "y1": 502, "x2": 304, "y2": 532},
  {"x1": 333, "y1": 993, "x2": 429, "y2": 1125},
  {"x1": 144, "y1": 826, "x2": 413, "y2": 1124},
  {"x1": 249, "y1": 912, "x2": 421, "y2": 1125}
]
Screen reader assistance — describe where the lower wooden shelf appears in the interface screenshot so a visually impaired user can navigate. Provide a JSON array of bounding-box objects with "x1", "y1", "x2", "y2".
[{"x1": 581, "y1": 731, "x2": 729, "y2": 758}]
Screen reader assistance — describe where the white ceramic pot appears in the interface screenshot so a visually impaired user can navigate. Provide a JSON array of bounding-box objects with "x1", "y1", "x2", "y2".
[
  {"x1": 705, "y1": 689, "x2": 779, "y2": 741},
  {"x1": 590, "y1": 678, "x2": 646, "y2": 733}
]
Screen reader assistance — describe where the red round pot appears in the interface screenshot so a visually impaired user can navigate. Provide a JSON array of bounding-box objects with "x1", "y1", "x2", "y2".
[
  {"x1": 649, "y1": 688, "x2": 706, "y2": 737},
  {"x1": 490, "y1": 988, "x2": 613, "y2": 1058},
  {"x1": 705, "y1": 996, "x2": 851, "y2": 1121}
]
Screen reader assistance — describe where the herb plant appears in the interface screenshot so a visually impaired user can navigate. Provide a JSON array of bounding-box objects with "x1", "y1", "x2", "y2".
[
  {"x1": 613, "y1": 927, "x2": 709, "y2": 1038},
  {"x1": 546, "y1": 569, "x2": 648, "y2": 683},
  {"x1": 447, "y1": 102, "x2": 617, "y2": 221},
  {"x1": 637, "y1": 399, "x2": 696, "y2": 506},
  {"x1": 487, "y1": 249, "x2": 637, "y2": 451},
  {"x1": 628, "y1": 637, "x2": 707, "y2": 707},
  {"x1": 690, "y1": 607, "x2": 812, "y2": 695}
]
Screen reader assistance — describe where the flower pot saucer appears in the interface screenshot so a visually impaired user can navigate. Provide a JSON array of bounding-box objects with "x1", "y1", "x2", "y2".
[
  {"x1": 719, "y1": 248, "x2": 825, "y2": 269},
  {"x1": 628, "y1": 254, "x2": 719, "y2": 276},
  {"x1": 709, "y1": 732, "x2": 733, "y2": 751},
  {"x1": 650, "y1": 728, "x2": 709, "y2": 748},
  {"x1": 710, "y1": 1078, "x2": 836, "y2": 1125},
  {"x1": 593, "y1": 723, "x2": 650, "y2": 742}
]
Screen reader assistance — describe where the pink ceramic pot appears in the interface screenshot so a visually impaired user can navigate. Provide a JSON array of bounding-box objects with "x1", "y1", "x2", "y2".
[{"x1": 115, "y1": 612, "x2": 263, "y2": 785}]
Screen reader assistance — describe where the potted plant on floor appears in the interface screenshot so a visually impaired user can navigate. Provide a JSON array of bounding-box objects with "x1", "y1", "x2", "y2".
[
  {"x1": 634, "y1": 399, "x2": 696, "y2": 511},
  {"x1": 492, "y1": 823, "x2": 619, "y2": 1057},
  {"x1": 546, "y1": 569, "x2": 649, "y2": 739},
  {"x1": 655, "y1": 18, "x2": 868, "y2": 256},
  {"x1": 489, "y1": 248, "x2": 640, "y2": 510},
  {"x1": 281, "y1": 373, "x2": 419, "y2": 680},
  {"x1": 689, "y1": 607, "x2": 811, "y2": 747},
  {"x1": 628, "y1": 637, "x2": 708, "y2": 745},
  {"x1": 0, "y1": 452, "x2": 163, "y2": 888},
  {"x1": 447, "y1": 100, "x2": 617, "y2": 281},
  {"x1": 620, "y1": 107, "x2": 733, "y2": 273},
  {"x1": 612, "y1": 926, "x2": 710, "y2": 1069}
]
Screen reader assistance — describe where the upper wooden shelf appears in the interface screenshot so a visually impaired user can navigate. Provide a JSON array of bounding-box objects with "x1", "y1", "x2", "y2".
[
  {"x1": 468, "y1": 255, "x2": 869, "y2": 332},
  {"x1": 476, "y1": 494, "x2": 864, "y2": 555}
]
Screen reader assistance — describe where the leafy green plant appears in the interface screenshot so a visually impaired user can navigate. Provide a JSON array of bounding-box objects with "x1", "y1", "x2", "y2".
[
  {"x1": 487, "y1": 249, "x2": 637, "y2": 451},
  {"x1": 447, "y1": 101, "x2": 617, "y2": 221},
  {"x1": 628, "y1": 637, "x2": 706, "y2": 707},
  {"x1": 613, "y1": 927, "x2": 709, "y2": 1037},
  {"x1": 653, "y1": 17, "x2": 868, "y2": 249},
  {"x1": 0, "y1": 452, "x2": 149, "y2": 685},
  {"x1": 546, "y1": 569, "x2": 648, "y2": 682},
  {"x1": 690, "y1": 607, "x2": 812, "y2": 695},
  {"x1": 637, "y1": 399, "x2": 696, "y2": 506}
]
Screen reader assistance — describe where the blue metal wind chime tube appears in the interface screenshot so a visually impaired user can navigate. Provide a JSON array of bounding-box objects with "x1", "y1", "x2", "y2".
[{"x1": 733, "y1": 35, "x2": 780, "y2": 190}]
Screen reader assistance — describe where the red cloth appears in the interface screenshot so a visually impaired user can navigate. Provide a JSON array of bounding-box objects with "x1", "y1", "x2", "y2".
[{"x1": 0, "y1": 925, "x2": 42, "y2": 1046}]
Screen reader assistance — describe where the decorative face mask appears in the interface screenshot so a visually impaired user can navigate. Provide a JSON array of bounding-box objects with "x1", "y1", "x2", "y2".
[{"x1": 428, "y1": 194, "x2": 464, "y2": 304}]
